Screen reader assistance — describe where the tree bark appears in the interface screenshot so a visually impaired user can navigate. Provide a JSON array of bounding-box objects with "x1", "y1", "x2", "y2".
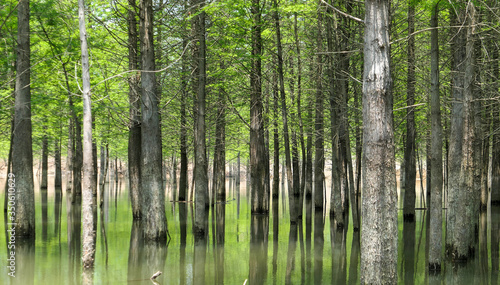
[
  {"x1": 78, "y1": 0, "x2": 96, "y2": 268},
  {"x1": 213, "y1": 62, "x2": 226, "y2": 202},
  {"x1": 325, "y1": 0, "x2": 342, "y2": 227},
  {"x1": 360, "y1": 0, "x2": 397, "y2": 283},
  {"x1": 272, "y1": 0, "x2": 293, "y2": 219},
  {"x1": 192, "y1": 0, "x2": 209, "y2": 238},
  {"x1": 403, "y1": 3, "x2": 416, "y2": 223},
  {"x1": 140, "y1": 0, "x2": 168, "y2": 241},
  {"x1": 127, "y1": 0, "x2": 142, "y2": 220},
  {"x1": 428, "y1": 3, "x2": 443, "y2": 272},
  {"x1": 179, "y1": 13, "x2": 188, "y2": 201},
  {"x1": 54, "y1": 138, "x2": 62, "y2": 188},
  {"x1": 12, "y1": 0, "x2": 35, "y2": 239},
  {"x1": 314, "y1": 3, "x2": 325, "y2": 210},
  {"x1": 250, "y1": 0, "x2": 268, "y2": 214},
  {"x1": 41, "y1": 129, "x2": 49, "y2": 189},
  {"x1": 446, "y1": 3, "x2": 472, "y2": 261}
]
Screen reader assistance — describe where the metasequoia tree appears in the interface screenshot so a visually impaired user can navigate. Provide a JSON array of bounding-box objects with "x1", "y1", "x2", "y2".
[
  {"x1": 403, "y1": 3, "x2": 416, "y2": 222},
  {"x1": 360, "y1": 0, "x2": 398, "y2": 283},
  {"x1": 12, "y1": 0, "x2": 35, "y2": 238},
  {"x1": 139, "y1": 0, "x2": 168, "y2": 241},
  {"x1": 428, "y1": 2, "x2": 443, "y2": 272},
  {"x1": 192, "y1": 0, "x2": 209, "y2": 237},
  {"x1": 78, "y1": 0, "x2": 96, "y2": 268},
  {"x1": 314, "y1": 1, "x2": 325, "y2": 210},
  {"x1": 250, "y1": 0, "x2": 268, "y2": 214},
  {"x1": 446, "y1": 2, "x2": 476, "y2": 262},
  {"x1": 127, "y1": 0, "x2": 142, "y2": 220}
]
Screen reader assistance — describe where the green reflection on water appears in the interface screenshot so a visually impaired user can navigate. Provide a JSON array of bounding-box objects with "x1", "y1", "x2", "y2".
[{"x1": 0, "y1": 178, "x2": 493, "y2": 284}]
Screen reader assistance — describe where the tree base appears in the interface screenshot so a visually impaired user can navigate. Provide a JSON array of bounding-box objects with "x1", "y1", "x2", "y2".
[
  {"x1": 403, "y1": 213, "x2": 415, "y2": 223},
  {"x1": 428, "y1": 263, "x2": 441, "y2": 273}
]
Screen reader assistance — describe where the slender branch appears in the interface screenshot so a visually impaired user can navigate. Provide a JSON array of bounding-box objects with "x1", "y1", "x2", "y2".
[{"x1": 320, "y1": 0, "x2": 364, "y2": 24}]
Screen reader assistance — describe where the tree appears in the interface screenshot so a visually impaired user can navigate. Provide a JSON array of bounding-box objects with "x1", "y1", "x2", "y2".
[
  {"x1": 403, "y1": 3, "x2": 416, "y2": 223},
  {"x1": 314, "y1": 2, "x2": 325, "y2": 210},
  {"x1": 249, "y1": 0, "x2": 268, "y2": 214},
  {"x1": 78, "y1": 0, "x2": 96, "y2": 268},
  {"x1": 127, "y1": 0, "x2": 141, "y2": 220},
  {"x1": 428, "y1": 2, "x2": 443, "y2": 272},
  {"x1": 360, "y1": 0, "x2": 398, "y2": 283},
  {"x1": 192, "y1": 0, "x2": 209, "y2": 237},
  {"x1": 12, "y1": 0, "x2": 35, "y2": 239},
  {"x1": 139, "y1": 0, "x2": 168, "y2": 241}
]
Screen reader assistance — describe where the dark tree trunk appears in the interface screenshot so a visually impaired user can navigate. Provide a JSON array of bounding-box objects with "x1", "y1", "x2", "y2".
[
  {"x1": 429, "y1": 3, "x2": 443, "y2": 272},
  {"x1": 41, "y1": 129, "x2": 49, "y2": 189},
  {"x1": 12, "y1": 0, "x2": 35, "y2": 238},
  {"x1": 192, "y1": 0, "x2": 209, "y2": 238},
  {"x1": 54, "y1": 138, "x2": 62, "y2": 188},
  {"x1": 314, "y1": 4, "x2": 325, "y2": 210},
  {"x1": 73, "y1": 114, "x2": 83, "y2": 201},
  {"x1": 272, "y1": 0, "x2": 293, "y2": 220},
  {"x1": 272, "y1": 74, "x2": 280, "y2": 200},
  {"x1": 127, "y1": 0, "x2": 142, "y2": 220},
  {"x1": 490, "y1": 2, "x2": 500, "y2": 205},
  {"x1": 403, "y1": 3, "x2": 416, "y2": 223},
  {"x1": 179, "y1": 16, "x2": 188, "y2": 201},
  {"x1": 213, "y1": 62, "x2": 226, "y2": 202},
  {"x1": 360, "y1": 0, "x2": 397, "y2": 283},
  {"x1": 139, "y1": 0, "x2": 168, "y2": 241},
  {"x1": 249, "y1": 0, "x2": 268, "y2": 214},
  {"x1": 325, "y1": 0, "x2": 341, "y2": 227}
]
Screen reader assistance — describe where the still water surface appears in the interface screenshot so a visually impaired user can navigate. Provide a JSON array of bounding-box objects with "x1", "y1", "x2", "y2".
[{"x1": 0, "y1": 177, "x2": 496, "y2": 284}]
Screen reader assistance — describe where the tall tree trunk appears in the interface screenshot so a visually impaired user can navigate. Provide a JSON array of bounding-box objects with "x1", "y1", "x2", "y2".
[
  {"x1": 213, "y1": 62, "x2": 226, "y2": 202},
  {"x1": 127, "y1": 0, "x2": 142, "y2": 220},
  {"x1": 179, "y1": 10, "x2": 188, "y2": 201},
  {"x1": 429, "y1": 3, "x2": 443, "y2": 272},
  {"x1": 65, "y1": 68, "x2": 74, "y2": 193},
  {"x1": 73, "y1": 114, "x2": 83, "y2": 200},
  {"x1": 314, "y1": 3, "x2": 325, "y2": 210},
  {"x1": 78, "y1": 0, "x2": 96, "y2": 268},
  {"x1": 54, "y1": 138, "x2": 62, "y2": 188},
  {"x1": 446, "y1": 4, "x2": 470, "y2": 262},
  {"x1": 490, "y1": 2, "x2": 500, "y2": 205},
  {"x1": 272, "y1": 0, "x2": 293, "y2": 220},
  {"x1": 403, "y1": 3, "x2": 416, "y2": 222},
  {"x1": 272, "y1": 73, "x2": 280, "y2": 200},
  {"x1": 325, "y1": 0, "x2": 342, "y2": 227},
  {"x1": 250, "y1": 0, "x2": 267, "y2": 214},
  {"x1": 140, "y1": 0, "x2": 168, "y2": 241},
  {"x1": 361, "y1": 0, "x2": 397, "y2": 283},
  {"x1": 192, "y1": 0, "x2": 209, "y2": 238},
  {"x1": 41, "y1": 129, "x2": 49, "y2": 189},
  {"x1": 12, "y1": 0, "x2": 35, "y2": 238}
]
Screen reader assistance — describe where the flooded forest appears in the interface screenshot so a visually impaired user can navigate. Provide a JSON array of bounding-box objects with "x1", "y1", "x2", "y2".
[{"x1": 1, "y1": 0, "x2": 500, "y2": 284}]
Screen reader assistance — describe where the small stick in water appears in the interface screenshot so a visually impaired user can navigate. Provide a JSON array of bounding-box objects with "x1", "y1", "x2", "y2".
[{"x1": 150, "y1": 271, "x2": 162, "y2": 280}]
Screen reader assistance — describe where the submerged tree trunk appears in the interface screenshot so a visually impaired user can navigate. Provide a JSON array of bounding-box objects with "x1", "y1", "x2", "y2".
[
  {"x1": 73, "y1": 114, "x2": 83, "y2": 201},
  {"x1": 249, "y1": 0, "x2": 268, "y2": 214},
  {"x1": 272, "y1": 0, "x2": 293, "y2": 219},
  {"x1": 179, "y1": 16, "x2": 188, "y2": 201},
  {"x1": 403, "y1": 3, "x2": 416, "y2": 223},
  {"x1": 54, "y1": 138, "x2": 62, "y2": 188},
  {"x1": 314, "y1": 4, "x2": 325, "y2": 210},
  {"x1": 360, "y1": 0, "x2": 398, "y2": 283},
  {"x1": 192, "y1": 0, "x2": 209, "y2": 237},
  {"x1": 446, "y1": 4, "x2": 473, "y2": 262},
  {"x1": 428, "y1": 3, "x2": 443, "y2": 272},
  {"x1": 127, "y1": 0, "x2": 142, "y2": 220},
  {"x1": 213, "y1": 63, "x2": 226, "y2": 202},
  {"x1": 140, "y1": 0, "x2": 168, "y2": 241},
  {"x1": 41, "y1": 129, "x2": 49, "y2": 189},
  {"x1": 325, "y1": 0, "x2": 342, "y2": 227},
  {"x1": 78, "y1": 0, "x2": 96, "y2": 268},
  {"x1": 12, "y1": 0, "x2": 35, "y2": 238}
]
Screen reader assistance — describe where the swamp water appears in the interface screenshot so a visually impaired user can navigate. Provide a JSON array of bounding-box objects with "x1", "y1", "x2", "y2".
[{"x1": 0, "y1": 177, "x2": 496, "y2": 284}]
